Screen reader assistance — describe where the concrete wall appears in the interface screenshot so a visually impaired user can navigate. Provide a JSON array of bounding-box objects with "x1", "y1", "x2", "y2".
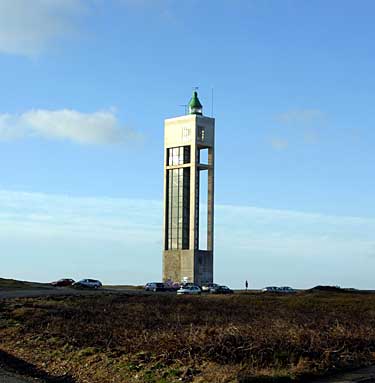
[
  {"x1": 194, "y1": 250, "x2": 213, "y2": 286},
  {"x1": 163, "y1": 249, "x2": 213, "y2": 285},
  {"x1": 163, "y1": 250, "x2": 194, "y2": 283}
]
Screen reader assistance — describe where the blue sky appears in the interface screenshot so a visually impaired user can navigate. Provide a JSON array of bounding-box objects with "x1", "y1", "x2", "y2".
[{"x1": 1, "y1": 0, "x2": 375, "y2": 288}]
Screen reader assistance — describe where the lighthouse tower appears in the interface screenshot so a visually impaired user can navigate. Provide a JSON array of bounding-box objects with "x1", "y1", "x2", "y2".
[{"x1": 162, "y1": 91, "x2": 215, "y2": 285}]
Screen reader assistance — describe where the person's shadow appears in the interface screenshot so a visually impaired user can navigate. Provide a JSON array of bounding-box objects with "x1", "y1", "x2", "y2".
[{"x1": 0, "y1": 349, "x2": 76, "y2": 382}]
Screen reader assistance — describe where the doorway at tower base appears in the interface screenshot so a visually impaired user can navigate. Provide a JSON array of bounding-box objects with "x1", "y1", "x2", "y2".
[{"x1": 163, "y1": 249, "x2": 213, "y2": 286}]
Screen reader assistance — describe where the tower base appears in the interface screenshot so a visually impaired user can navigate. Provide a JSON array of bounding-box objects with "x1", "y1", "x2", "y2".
[{"x1": 163, "y1": 250, "x2": 213, "y2": 286}]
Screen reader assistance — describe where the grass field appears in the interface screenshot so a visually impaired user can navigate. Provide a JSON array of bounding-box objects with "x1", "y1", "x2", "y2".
[{"x1": 1, "y1": 291, "x2": 375, "y2": 383}]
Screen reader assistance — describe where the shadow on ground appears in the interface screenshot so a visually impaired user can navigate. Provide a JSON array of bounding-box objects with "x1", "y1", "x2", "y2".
[{"x1": 0, "y1": 350, "x2": 76, "y2": 382}]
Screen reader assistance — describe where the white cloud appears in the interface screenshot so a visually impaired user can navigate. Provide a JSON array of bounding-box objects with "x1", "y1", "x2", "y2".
[
  {"x1": 276, "y1": 109, "x2": 325, "y2": 125},
  {"x1": 0, "y1": 0, "x2": 86, "y2": 56},
  {"x1": 0, "y1": 109, "x2": 139, "y2": 145},
  {"x1": 1, "y1": 190, "x2": 375, "y2": 288},
  {"x1": 0, "y1": 113, "x2": 27, "y2": 140},
  {"x1": 0, "y1": 0, "x2": 177, "y2": 56},
  {"x1": 116, "y1": 0, "x2": 170, "y2": 8},
  {"x1": 270, "y1": 109, "x2": 326, "y2": 150}
]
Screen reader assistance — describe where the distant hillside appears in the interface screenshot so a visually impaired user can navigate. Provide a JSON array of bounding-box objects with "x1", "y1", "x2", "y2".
[
  {"x1": 308, "y1": 285, "x2": 361, "y2": 294},
  {"x1": 0, "y1": 278, "x2": 50, "y2": 290}
]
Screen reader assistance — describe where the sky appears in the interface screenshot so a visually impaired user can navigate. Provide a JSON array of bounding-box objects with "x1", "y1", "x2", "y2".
[{"x1": 1, "y1": 0, "x2": 375, "y2": 288}]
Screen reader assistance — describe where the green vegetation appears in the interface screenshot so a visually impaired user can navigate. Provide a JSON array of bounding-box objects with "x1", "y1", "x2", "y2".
[{"x1": 1, "y1": 291, "x2": 375, "y2": 382}]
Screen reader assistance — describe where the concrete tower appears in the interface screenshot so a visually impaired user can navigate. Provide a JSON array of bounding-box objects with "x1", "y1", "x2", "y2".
[{"x1": 163, "y1": 91, "x2": 215, "y2": 286}]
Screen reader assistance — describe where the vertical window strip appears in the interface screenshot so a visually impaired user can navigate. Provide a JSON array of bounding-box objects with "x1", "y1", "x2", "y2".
[
  {"x1": 166, "y1": 152, "x2": 191, "y2": 250},
  {"x1": 168, "y1": 146, "x2": 191, "y2": 166}
]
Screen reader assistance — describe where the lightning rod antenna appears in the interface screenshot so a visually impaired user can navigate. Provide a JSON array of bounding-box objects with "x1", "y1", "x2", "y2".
[{"x1": 179, "y1": 104, "x2": 188, "y2": 115}]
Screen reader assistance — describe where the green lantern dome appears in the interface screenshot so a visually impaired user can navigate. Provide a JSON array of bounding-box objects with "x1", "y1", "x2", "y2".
[{"x1": 188, "y1": 91, "x2": 203, "y2": 115}]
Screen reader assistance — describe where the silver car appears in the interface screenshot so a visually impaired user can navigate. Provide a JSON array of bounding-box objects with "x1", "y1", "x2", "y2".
[
  {"x1": 73, "y1": 279, "x2": 102, "y2": 289},
  {"x1": 177, "y1": 285, "x2": 201, "y2": 295}
]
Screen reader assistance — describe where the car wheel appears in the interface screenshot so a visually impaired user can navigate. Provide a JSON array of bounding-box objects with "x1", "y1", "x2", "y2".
[{"x1": 153, "y1": 288, "x2": 157, "y2": 292}]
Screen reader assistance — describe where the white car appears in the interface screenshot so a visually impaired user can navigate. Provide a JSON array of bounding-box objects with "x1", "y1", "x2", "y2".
[
  {"x1": 73, "y1": 279, "x2": 102, "y2": 289},
  {"x1": 262, "y1": 286, "x2": 295, "y2": 293},
  {"x1": 262, "y1": 286, "x2": 278, "y2": 292},
  {"x1": 177, "y1": 285, "x2": 201, "y2": 295},
  {"x1": 201, "y1": 283, "x2": 219, "y2": 292}
]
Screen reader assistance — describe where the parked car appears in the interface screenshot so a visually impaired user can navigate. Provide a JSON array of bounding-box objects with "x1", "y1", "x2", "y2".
[
  {"x1": 51, "y1": 278, "x2": 75, "y2": 287},
  {"x1": 210, "y1": 285, "x2": 233, "y2": 294},
  {"x1": 163, "y1": 280, "x2": 180, "y2": 291},
  {"x1": 201, "y1": 283, "x2": 219, "y2": 292},
  {"x1": 277, "y1": 286, "x2": 295, "y2": 293},
  {"x1": 180, "y1": 281, "x2": 196, "y2": 287},
  {"x1": 73, "y1": 279, "x2": 102, "y2": 289},
  {"x1": 167, "y1": 282, "x2": 181, "y2": 291},
  {"x1": 144, "y1": 282, "x2": 166, "y2": 292},
  {"x1": 262, "y1": 286, "x2": 295, "y2": 293},
  {"x1": 262, "y1": 286, "x2": 278, "y2": 292},
  {"x1": 177, "y1": 285, "x2": 201, "y2": 295}
]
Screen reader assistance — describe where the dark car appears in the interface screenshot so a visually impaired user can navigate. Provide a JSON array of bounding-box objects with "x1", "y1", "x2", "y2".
[
  {"x1": 210, "y1": 285, "x2": 233, "y2": 294},
  {"x1": 73, "y1": 279, "x2": 102, "y2": 289},
  {"x1": 164, "y1": 281, "x2": 181, "y2": 291},
  {"x1": 202, "y1": 283, "x2": 219, "y2": 292},
  {"x1": 144, "y1": 282, "x2": 166, "y2": 292},
  {"x1": 51, "y1": 278, "x2": 75, "y2": 287}
]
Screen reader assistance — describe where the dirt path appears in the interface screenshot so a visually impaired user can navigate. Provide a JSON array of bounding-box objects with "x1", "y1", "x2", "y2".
[
  {"x1": 0, "y1": 287, "x2": 147, "y2": 300},
  {"x1": 0, "y1": 368, "x2": 42, "y2": 382},
  {"x1": 310, "y1": 366, "x2": 375, "y2": 382},
  {"x1": 0, "y1": 287, "x2": 105, "y2": 300},
  {"x1": 0, "y1": 351, "x2": 74, "y2": 383}
]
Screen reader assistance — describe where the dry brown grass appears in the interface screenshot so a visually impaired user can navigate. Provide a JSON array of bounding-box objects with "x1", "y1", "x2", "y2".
[{"x1": 1, "y1": 291, "x2": 375, "y2": 382}]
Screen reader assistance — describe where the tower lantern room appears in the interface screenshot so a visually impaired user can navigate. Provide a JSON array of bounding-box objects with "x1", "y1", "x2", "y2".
[{"x1": 188, "y1": 91, "x2": 203, "y2": 115}]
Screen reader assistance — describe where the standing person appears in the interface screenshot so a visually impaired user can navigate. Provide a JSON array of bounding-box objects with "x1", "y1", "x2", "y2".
[{"x1": 245, "y1": 280, "x2": 248, "y2": 291}]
